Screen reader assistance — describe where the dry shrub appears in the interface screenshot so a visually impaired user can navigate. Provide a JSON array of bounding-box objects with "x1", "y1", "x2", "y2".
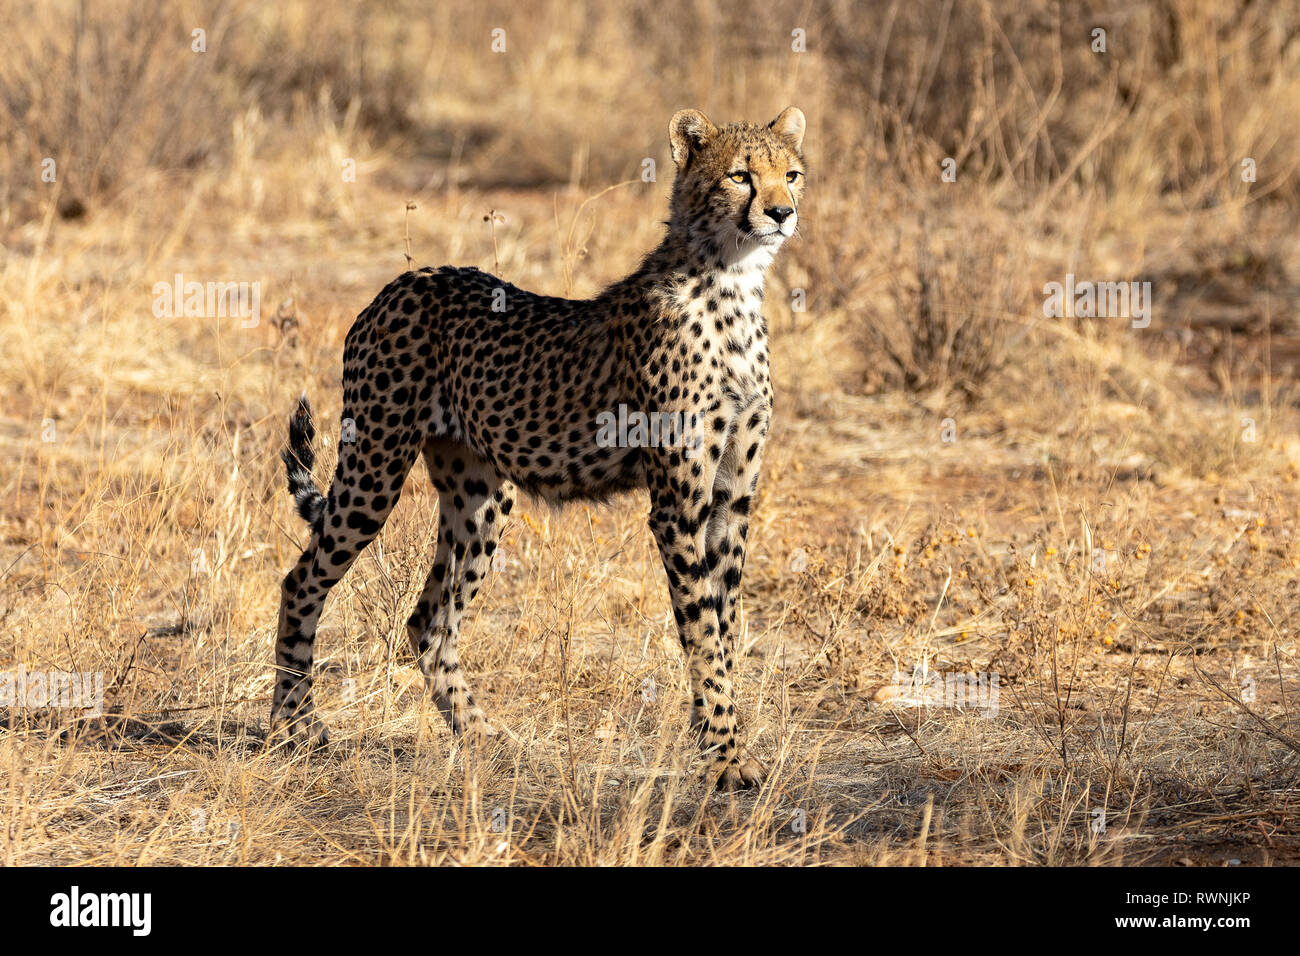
[
  {"x1": 0, "y1": 0, "x2": 232, "y2": 221},
  {"x1": 820, "y1": 0, "x2": 1300, "y2": 203},
  {"x1": 861, "y1": 224, "x2": 1031, "y2": 399},
  {"x1": 0, "y1": 1, "x2": 435, "y2": 221}
]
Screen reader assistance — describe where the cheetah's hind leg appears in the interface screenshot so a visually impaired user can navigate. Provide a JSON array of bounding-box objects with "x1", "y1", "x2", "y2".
[
  {"x1": 271, "y1": 394, "x2": 422, "y2": 750},
  {"x1": 405, "y1": 440, "x2": 516, "y2": 741}
]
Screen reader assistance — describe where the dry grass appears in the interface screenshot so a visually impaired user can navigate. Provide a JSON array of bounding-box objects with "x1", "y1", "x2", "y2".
[{"x1": 2, "y1": 0, "x2": 1300, "y2": 866}]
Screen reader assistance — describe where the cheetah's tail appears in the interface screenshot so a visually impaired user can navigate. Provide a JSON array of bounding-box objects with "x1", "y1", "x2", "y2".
[{"x1": 282, "y1": 393, "x2": 327, "y2": 529}]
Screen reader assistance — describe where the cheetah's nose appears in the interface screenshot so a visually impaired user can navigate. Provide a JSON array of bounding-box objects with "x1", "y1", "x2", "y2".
[{"x1": 765, "y1": 205, "x2": 794, "y2": 225}]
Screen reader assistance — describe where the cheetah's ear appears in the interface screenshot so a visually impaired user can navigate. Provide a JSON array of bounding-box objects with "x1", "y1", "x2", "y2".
[
  {"x1": 669, "y1": 109, "x2": 718, "y2": 169},
  {"x1": 768, "y1": 107, "x2": 806, "y2": 151}
]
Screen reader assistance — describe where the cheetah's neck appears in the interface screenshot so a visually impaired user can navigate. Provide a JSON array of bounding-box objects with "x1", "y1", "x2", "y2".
[{"x1": 605, "y1": 229, "x2": 774, "y2": 329}]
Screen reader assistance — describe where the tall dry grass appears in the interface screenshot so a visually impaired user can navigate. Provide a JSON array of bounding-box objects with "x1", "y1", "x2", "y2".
[{"x1": 1, "y1": 0, "x2": 1299, "y2": 865}]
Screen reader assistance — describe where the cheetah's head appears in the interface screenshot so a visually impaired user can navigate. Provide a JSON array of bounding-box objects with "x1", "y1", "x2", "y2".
[{"x1": 668, "y1": 107, "x2": 807, "y2": 258}]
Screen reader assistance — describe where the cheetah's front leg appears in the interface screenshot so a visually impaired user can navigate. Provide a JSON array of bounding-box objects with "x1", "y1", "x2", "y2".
[
  {"x1": 702, "y1": 402, "x2": 770, "y2": 789},
  {"x1": 647, "y1": 473, "x2": 764, "y2": 791}
]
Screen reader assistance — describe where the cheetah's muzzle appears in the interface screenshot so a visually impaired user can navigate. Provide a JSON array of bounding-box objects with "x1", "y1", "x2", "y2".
[{"x1": 271, "y1": 107, "x2": 808, "y2": 791}]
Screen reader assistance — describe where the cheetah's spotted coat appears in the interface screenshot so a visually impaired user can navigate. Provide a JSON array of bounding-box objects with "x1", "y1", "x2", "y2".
[{"x1": 273, "y1": 107, "x2": 807, "y2": 790}]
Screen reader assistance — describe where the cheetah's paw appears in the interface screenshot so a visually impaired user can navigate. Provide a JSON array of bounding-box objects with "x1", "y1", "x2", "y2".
[
  {"x1": 714, "y1": 756, "x2": 766, "y2": 791},
  {"x1": 269, "y1": 710, "x2": 330, "y2": 751}
]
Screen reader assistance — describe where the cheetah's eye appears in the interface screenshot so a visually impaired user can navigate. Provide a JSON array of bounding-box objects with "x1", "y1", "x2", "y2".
[
  {"x1": 786, "y1": 170, "x2": 802, "y2": 183},
  {"x1": 728, "y1": 172, "x2": 750, "y2": 185}
]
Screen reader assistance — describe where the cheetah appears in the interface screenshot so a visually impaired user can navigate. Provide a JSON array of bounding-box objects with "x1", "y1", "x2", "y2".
[{"x1": 273, "y1": 107, "x2": 807, "y2": 790}]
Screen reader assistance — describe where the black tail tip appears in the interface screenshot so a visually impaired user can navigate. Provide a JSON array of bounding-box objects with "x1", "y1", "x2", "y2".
[
  {"x1": 283, "y1": 393, "x2": 325, "y2": 528},
  {"x1": 283, "y1": 392, "x2": 317, "y2": 478},
  {"x1": 287, "y1": 394, "x2": 316, "y2": 449}
]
